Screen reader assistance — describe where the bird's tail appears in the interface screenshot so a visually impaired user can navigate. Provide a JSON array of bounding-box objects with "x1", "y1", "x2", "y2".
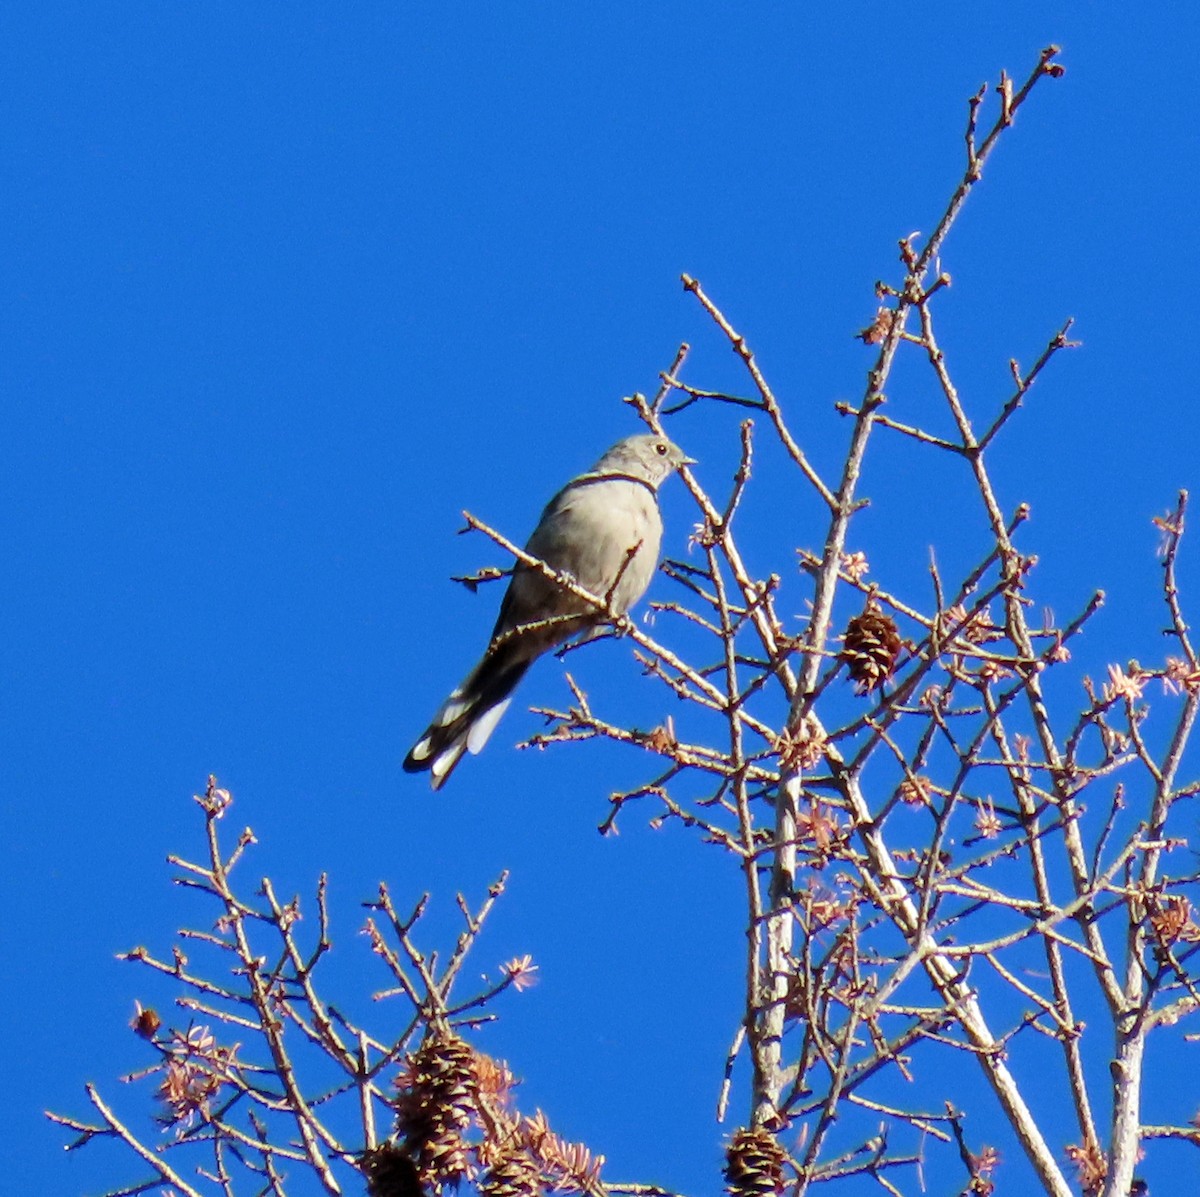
[{"x1": 403, "y1": 651, "x2": 532, "y2": 789}]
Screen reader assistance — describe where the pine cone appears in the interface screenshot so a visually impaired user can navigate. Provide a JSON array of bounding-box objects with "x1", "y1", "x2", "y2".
[
  {"x1": 725, "y1": 1127, "x2": 786, "y2": 1197},
  {"x1": 393, "y1": 1031, "x2": 478, "y2": 1187},
  {"x1": 479, "y1": 1145, "x2": 541, "y2": 1197},
  {"x1": 362, "y1": 1143, "x2": 423, "y2": 1197},
  {"x1": 842, "y1": 606, "x2": 901, "y2": 694}
]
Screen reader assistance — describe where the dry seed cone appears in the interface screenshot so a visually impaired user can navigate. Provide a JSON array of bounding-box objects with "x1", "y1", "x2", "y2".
[
  {"x1": 394, "y1": 1031, "x2": 478, "y2": 1186},
  {"x1": 725, "y1": 1127, "x2": 786, "y2": 1197},
  {"x1": 842, "y1": 606, "x2": 901, "y2": 694}
]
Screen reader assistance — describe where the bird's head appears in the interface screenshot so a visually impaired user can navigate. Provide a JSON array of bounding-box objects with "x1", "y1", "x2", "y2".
[{"x1": 595, "y1": 433, "x2": 695, "y2": 488}]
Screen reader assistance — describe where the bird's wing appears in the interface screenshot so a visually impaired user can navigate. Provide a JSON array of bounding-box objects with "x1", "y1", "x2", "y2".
[{"x1": 495, "y1": 475, "x2": 662, "y2": 635}]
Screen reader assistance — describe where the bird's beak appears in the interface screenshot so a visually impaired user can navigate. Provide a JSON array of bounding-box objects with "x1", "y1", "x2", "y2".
[{"x1": 680, "y1": 454, "x2": 698, "y2": 467}]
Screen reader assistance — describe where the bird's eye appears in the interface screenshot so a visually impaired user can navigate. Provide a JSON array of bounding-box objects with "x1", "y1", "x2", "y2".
[{"x1": 655, "y1": 442, "x2": 668, "y2": 456}]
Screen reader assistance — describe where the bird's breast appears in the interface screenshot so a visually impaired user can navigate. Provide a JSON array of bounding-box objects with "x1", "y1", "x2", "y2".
[{"x1": 525, "y1": 477, "x2": 662, "y2": 611}]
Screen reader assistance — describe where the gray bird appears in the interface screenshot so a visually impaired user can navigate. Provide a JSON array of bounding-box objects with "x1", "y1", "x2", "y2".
[{"x1": 404, "y1": 433, "x2": 692, "y2": 789}]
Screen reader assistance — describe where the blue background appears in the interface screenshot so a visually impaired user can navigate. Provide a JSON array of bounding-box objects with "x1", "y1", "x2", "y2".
[{"x1": 4, "y1": 5, "x2": 1199, "y2": 1194}]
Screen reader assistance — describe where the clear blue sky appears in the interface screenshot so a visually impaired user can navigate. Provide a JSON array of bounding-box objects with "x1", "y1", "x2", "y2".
[{"x1": 4, "y1": 6, "x2": 1200, "y2": 1195}]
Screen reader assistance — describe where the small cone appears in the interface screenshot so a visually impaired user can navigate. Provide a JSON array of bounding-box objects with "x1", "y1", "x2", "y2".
[
  {"x1": 479, "y1": 1145, "x2": 541, "y2": 1197},
  {"x1": 362, "y1": 1143, "x2": 423, "y2": 1197},
  {"x1": 725, "y1": 1127, "x2": 786, "y2": 1197},
  {"x1": 393, "y1": 1031, "x2": 478, "y2": 1187},
  {"x1": 842, "y1": 605, "x2": 901, "y2": 694}
]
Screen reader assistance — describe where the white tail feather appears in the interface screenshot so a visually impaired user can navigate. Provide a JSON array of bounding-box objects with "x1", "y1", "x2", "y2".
[
  {"x1": 467, "y1": 698, "x2": 511, "y2": 755},
  {"x1": 434, "y1": 691, "x2": 470, "y2": 728},
  {"x1": 408, "y1": 734, "x2": 434, "y2": 763},
  {"x1": 430, "y1": 737, "x2": 469, "y2": 789}
]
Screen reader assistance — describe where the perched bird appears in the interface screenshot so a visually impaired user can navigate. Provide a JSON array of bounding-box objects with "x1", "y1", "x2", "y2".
[{"x1": 404, "y1": 433, "x2": 692, "y2": 788}]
